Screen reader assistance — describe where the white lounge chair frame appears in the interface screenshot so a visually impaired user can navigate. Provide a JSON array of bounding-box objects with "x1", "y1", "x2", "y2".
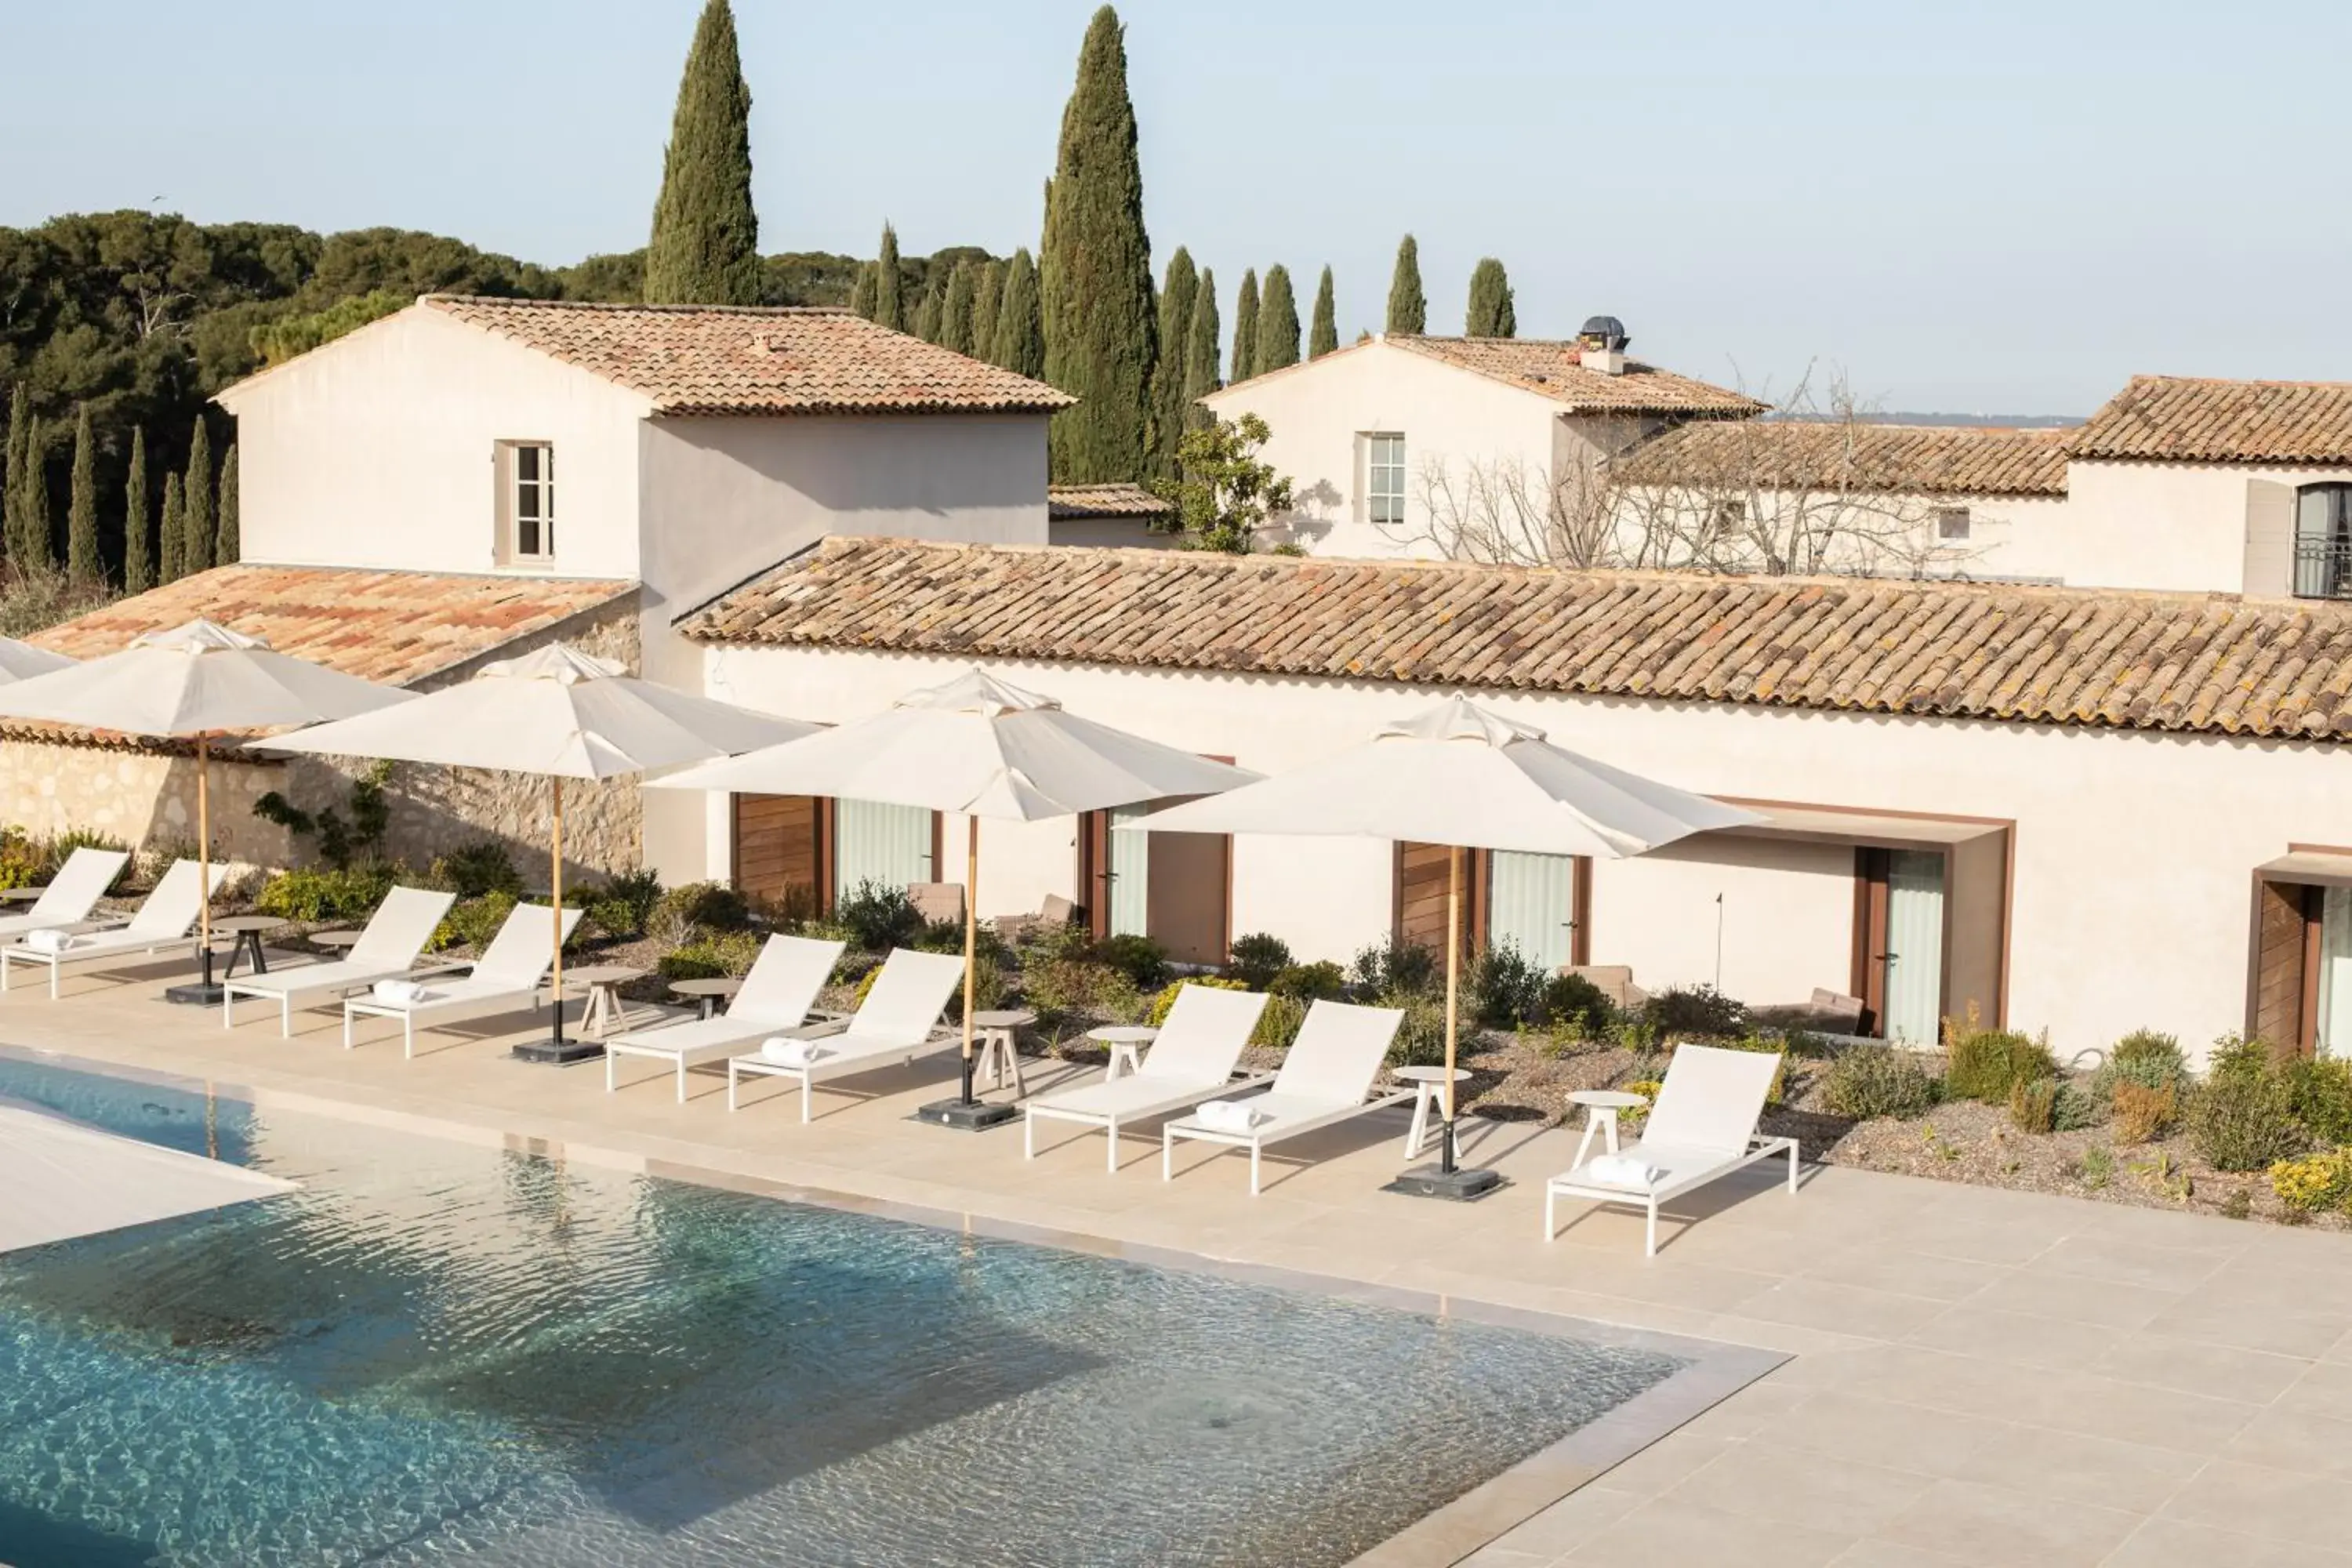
[
  {"x1": 0, "y1": 860, "x2": 227, "y2": 998},
  {"x1": 341, "y1": 903, "x2": 584, "y2": 1056},
  {"x1": 0, "y1": 848, "x2": 130, "y2": 943},
  {"x1": 1542, "y1": 1043, "x2": 1799, "y2": 1257},
  {"x1": 1161, "y1": 1000, "x2": 1410, "y2": 1194},
  {"x1": 726, "y1": 948, "x2": 967, "y2": 1120},
  {"x1": 222, "y1": 885, "x2": 456, "y2": 1035},
  {"x1": 601, "y1": 933, "x2": 847, "y2": 1099},
  {"x1": 1025, "y1": 985, "x2": 1273, "y2": 1171}
]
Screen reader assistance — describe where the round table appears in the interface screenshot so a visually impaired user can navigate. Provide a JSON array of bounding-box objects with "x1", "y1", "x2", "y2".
[
  {"x1": 561, "y1": 964, "x2": 644, "y2": 1039},
  {"x1": 308, "y1": 929, "x2": 364, "y2": 952},
  {"x1": 969, "y1": 1008, "x2": 1037, "y2": 1094},
  {"x1": 1566, "y1": 1089, "x2": 1652, "y2": 1167},
  {"x1": 207, "y1": 915, "x2": 287, "y2": 980},
  {"x1": 670, "y1": 976, "x2": 742, "y2": 1021},
  {"x1": 1392, "y1": 1065, "x2": 1472, "y2": 1159},
  {"x1": 1086, "y1": 1025, "x2": 1158, "y2": 1081}
]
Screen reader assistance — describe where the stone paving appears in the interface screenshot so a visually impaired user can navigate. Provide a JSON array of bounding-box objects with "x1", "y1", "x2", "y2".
[{"x1": 14, "y1": 954, "x2": 2352, "y2": 1567}]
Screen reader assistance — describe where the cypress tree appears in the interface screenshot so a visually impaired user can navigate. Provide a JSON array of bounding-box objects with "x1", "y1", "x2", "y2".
[
  {"x1": 941, "y1": 260, "x2": 977, "y2": 355},
  {"x1": 1310, "y1": 266, "x2": 1338, "y2": 359},
  {"x1": 67, "y1": 405, "x2": 98, "y2": 585},
  {"x1": 1257, "y1": 264, "x2": 1300, "y2": 374},
  {"x1": 970, "y1": 260, "x2": 1006, "y2": 370},
  {"x1": 16, "y1": 419, "x2": 50, "y2": 572},
  {"x1": 1181, "y1": 267, "x2": 1221, "y2": 430},
  {"x1": 1387, "y1": 235, "x2": 1426, "y2": 334},
  {"x1": 216, "y1": 443, "x2": 240, "y2": 565},
  {"x1": 873, "y1": 224, "x2": 905, "y2": 330},
  {"x1": 1231, "y1": 269, "x2": 1260, "y2": 384},
  {"x1": 1149, "y1": 247, "x2": 1198, "y2": 481},
  {"x1": 159, "y1": 471, "x2": 183, "y2": 585},
  {"x1": 1465, "y1": 257, "x2": 1515, "y2": 337},
  {"x1": 643, "y1": 0, "x2": 760, "y2": 305},
  {"x1": 913, "y1": 271, "x2": 945, "y2": 345},
  {"x1": 993, "y1": 248, "x2": 1044, "y2": 378},
  {"x1": 183, "y1": 419, "x2": 214, "y2": 575},
  {"x1": 2, "y1": 385, "x2": 27, "y2": 566},
  {"x1": 1039, "y1": 5, "x2": 1157, "y2": 482},
  {"x1": 123, "y1": 427, "x2": 152, "y2": 593},
  {"x1": 849, "y1": 262, "x2": 879, "y2": 321}
]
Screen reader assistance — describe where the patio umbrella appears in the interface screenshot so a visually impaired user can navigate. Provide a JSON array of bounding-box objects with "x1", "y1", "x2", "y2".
[
  {"x1": 256, "y1": 643, "x2": 815, "y2": 1062},
  {"x1": 0, "y1": 638, "x2": 74, "y2": 684},
  {"x1": 1138, "y1": 695, "x2": 1762, "y2": 1197},
  {"x1": 0, "y1": 619, "x2": 412, "y2": 1002},
  {"x1": 650, "y1": 669, "x2": 1260, "y2": 1127}
]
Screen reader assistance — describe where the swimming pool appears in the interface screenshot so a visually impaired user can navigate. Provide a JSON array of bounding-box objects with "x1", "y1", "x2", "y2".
[{"x1": 0, "y1": 1054, "x2": 1692, "y2": 1567}]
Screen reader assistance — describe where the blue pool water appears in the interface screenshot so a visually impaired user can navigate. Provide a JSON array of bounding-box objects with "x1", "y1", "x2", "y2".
[{"x1": 0, "y1": 1055, "x2": 1685, "y2": 1566}]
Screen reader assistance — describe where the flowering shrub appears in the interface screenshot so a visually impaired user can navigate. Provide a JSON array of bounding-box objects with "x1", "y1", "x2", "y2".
[{"x1": 2270, "y1": 1149, "x2": 2352, "y2": 1213}]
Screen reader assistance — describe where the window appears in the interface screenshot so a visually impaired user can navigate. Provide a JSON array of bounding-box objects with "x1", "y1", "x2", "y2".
[
  {"x1": 2296, "y1": 484, "x2": 2352, "y2": 599},
  {"x1": 1935, "y1": 506, "x2": 1972, "y2": 541},
  {"x1": 499, "y1": 441, "x2": 555, "y2": 563},
  {"x1": 1365, "y1": 434, "x2": 1406, "y2": 526}
]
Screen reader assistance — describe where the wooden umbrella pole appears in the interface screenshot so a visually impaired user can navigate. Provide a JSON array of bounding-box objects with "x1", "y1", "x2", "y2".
[
  {"x1": 196, "y1": 735, "x2": 214, "y2": 982},
  {"x1": 1442, "y1": 843, "x2": 1461, "y2": 1174},
  {"x1": 550, "y1": 777, "x2": 565, "y2": 1047},
  {"x1": 959, "y1": 816, "x2": 980, "y2": 1104}
]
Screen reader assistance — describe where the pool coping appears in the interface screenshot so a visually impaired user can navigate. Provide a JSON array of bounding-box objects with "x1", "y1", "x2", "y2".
[{"x1": 0, "y1": 1041, "x2": 1787, "y2": 1568}]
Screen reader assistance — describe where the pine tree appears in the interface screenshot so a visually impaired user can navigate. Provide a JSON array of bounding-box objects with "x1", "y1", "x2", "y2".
[
  {"x1": 216, "y1": 443, "x2": 239, "y2": 565},
  {"x1": 1231, "y1": 270, "x2": 1260, "y2": 384},
  {"x1": 1465, "y1": 257, "x2": 1515, "y2": 337},
  {"x1": 1310, "y1": 266, "x2": 1338, "y2": 359},
  {"x1": 1040, "y1": 5, "x2": 1157, "y2": 482},
  {"x1": 1149, "y1": 247, "x2": 1198, "y2": 481},
  {"x1": 1257, "y1": 264, "x2": 1300, "y2": 374},
  {"x1": 993, "y1": 249, "x2": 1044, "y2": 378},
  {"x1": 159, "y1": 471, "x2": 183, "y2": 585},
  {"x1": 1181, "y1": 267, "x2": 1221, "y2": 430},
  {"x1": 941, "y1": 260, "x2": 977, "y2": 355},
  {"x1": 16, "y1": 418, "x2": 50, "y2": 572},
  {"x1": 67, "y1": 405, "x2": 98, "y2": 585},
  {"x1": 122, "y1": 427, "x2": 152, "y2": 593},
  {"x1": 1387, "y1": 235, "x2": 1427, "y2": 335},
  {"x1": 643, "y1": 0, "x2": 760, "y2": 305},
  {"x1": 970, "y1": 260, "x2": 1006, "y2": 370},
  {"x1": 913, "y1": 271, "x2": 945, "y2": 344},
  {"x1": 183, "y1": 418, "x2": 214, "y2": 575},
  {"x1": 849, "y1": 262, "x2": 880, "y2": 321},
  {"x1": 873, "y1": 224, "x2": 905, "y2": 330}
]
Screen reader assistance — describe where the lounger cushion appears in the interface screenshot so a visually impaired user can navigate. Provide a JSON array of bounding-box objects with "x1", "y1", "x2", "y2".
[{"x1": 1033, "y1": 1075, "x2": 1241, "y2": 1120}]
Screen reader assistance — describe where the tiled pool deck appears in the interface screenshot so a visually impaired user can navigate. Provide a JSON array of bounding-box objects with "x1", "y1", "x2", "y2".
[{"x1": 16, "y1": 956, "x2": 2352, "y2": 1567}]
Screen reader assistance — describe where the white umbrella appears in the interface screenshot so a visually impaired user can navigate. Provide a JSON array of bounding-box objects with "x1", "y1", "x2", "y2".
[
  {"x1": 0, "y1": 619, "x2": 412, "y2": 1000},
  {"x1": 0, "y1": 638, "x2": 74, "y2": 684},
  {"x1": 259, "y1": 643, "x2": 816, "y2": 1061},
  {"x1": 651, "y1": 669, "x2": 1260, "y2": 1124},
  {"x1": 1139, "y1": 695, "x2": 1762, "y2": 1195}
]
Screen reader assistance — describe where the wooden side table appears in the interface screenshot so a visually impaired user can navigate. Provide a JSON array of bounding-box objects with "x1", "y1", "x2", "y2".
[
  {"x1": 970, "y1": 1009, "x2": 1037, "y2": 1094},
  {"x1": 563, "y1": 964, "x2": 645, "y2": 1040}
]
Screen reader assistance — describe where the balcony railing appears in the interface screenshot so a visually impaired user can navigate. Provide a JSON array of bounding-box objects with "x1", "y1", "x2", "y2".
[{"x1": 2293, "y1": 539, "x2": 2352, "y2": 600}]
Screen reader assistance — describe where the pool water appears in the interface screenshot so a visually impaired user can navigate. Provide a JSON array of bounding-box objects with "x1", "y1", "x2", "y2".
[{"x1": 0, "y1": 1056, "x2": 1685, "y2": 1567}]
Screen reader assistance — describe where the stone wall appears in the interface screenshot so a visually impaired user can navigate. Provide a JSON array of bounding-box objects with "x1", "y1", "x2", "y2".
[{"x1": 0, "y1": 736, "x2": 296, "y2": 872}]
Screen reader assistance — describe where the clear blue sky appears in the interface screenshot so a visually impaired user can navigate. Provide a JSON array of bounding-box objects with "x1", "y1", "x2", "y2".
[{"x1": 5, "y1": 0, "x2": 2345, "y2": 415}]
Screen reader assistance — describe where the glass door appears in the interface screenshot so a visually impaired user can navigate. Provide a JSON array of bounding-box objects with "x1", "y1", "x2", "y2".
[
  {"x1": 1107, "y1": 803, "x2": 1151, "y2": 938},
  {"x1": 1881, "y1": 849, "x2": 1946, "y2": 1044},
  {"x1": 833, "y1": 799, "x2": 932, "y2": 902},
  {"x1": 1486, "y1": 850, "x2": 1578, "y2": 973},
  {"x1": 2318, "y1": 887, "x2": 2352, "y2": 1056}
]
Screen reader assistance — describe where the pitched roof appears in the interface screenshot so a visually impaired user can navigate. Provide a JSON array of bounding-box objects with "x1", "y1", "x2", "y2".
[
  {"x1": 1388, "y1": 336, "x2": 1766, "y2": 416},
  {"x1": 2064, "y1": 376, "x2": 2352, "y2": 465},
  {"x1": 1618, "y1": 421, "x2": 2070, "y2": 498},
  {"x1": 684, "y1": 536, "x2": 2352, "y2": 743},
  {"x1": 1048, "y1": 483, "x2": 1172, "y2": 521},
  {"x1": 412, "y1": 296, "x2": 1074, "y2": 417}
]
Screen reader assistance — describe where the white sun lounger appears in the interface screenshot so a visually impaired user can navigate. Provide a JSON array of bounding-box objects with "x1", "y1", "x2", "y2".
[
  {"x1": 221, "y1": 885, "x2": 456, "y2": 1035},
  {"x1": 1025, "y1": 984, "x2": 1272, "y2": 1171},
  {"x1": 602, "y1": 933, "x2": 847, "y2": 1099},
  {"x1": 1543, "y1": 1043, "x2": 1799, "y2": 1257},
  {"x1": 727, "y1": 947, "x2": 967, "y2": 1120},
  {"x1": 0, "y1": 848, "x2": 130, "y2": 942},
  {"x1": 341, "y1": 902, "x2": 584, "y2": 1057},
  {"x1": 0, "y1": 859, "x2": 228, "y2": 998},
  {"x1": 1161, "y1": 999, "x2": 1410, "y2": 1194}
]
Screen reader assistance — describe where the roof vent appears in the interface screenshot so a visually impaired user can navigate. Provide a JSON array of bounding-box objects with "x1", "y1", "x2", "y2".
[{"x1": 1577, "y1": 315, "x2": 1629, "y2": 375}]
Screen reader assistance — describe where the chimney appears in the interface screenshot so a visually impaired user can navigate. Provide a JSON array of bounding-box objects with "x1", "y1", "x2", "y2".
[{"x1": 1577, "y1": 314, "x2": 1630, "y2": 375}]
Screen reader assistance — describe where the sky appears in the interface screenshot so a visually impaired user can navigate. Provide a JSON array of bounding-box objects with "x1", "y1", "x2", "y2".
[{"x1": 5, "y1": 0, "x2": 2347, "y2": 416}]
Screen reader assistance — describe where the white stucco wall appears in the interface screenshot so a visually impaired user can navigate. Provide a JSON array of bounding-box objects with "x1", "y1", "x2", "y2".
[
  {"x1": 2049, "y1": 461, "x2": 2352, "y2": 595},
  {"x1": 699, "y1": 644, "x2": 2352, "y2": 1065},
  {"x1": 218, "y1": 307, "x2": 648, "y2": 580}
]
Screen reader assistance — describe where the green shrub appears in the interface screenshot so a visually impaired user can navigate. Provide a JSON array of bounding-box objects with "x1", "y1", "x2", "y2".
[
  {"x1": 2053, "y1": 1078, "x2": 2105, "y2": 1131},
  {"x1": 255, "y1": 863, "x2": 397, "y2": 923},
  {"x1": 1943, "y1": 1025, "x2": 2059, "y2": 1103},
  {"x1": 2283, "y1": 1056, "x2": 2352, "y2": 1147},
  {"x1": 1385, "y1": 995, "x2": 1450, "y2": 1068},
  {"x1": 586, "y1": 898, "x2": 642, "y2": 942},
  {"x1": 831, "y1": 880, "x2": 920, "y2": 951},
  {"x1": 586, "y1": 868, "x2": 662, "y2": 938},
  {"x1": 1820, "y1": 1044, "x2": 1939, "y2": 1120},
  {"x1": 1540, "y1": 972, "x2": 1617, "y2": 1037},
  {"x1": 1269, "y1": 960, "x2": 1346, "y2": 1000},
  {"x1": 1145, "y1": 975, "x2": 1250, "y2": 1026},
  {"x1": 1024, "y1": 958, "x2": 1143, "y2": 1025},
  {"x1": 1094, "y1": 933, "x2": 1169, "y2": 990},
  {"x1": 1252, "y1": 993, "x2": 1309, "y2": 1051},
  {"x1": 1469, "y1": 942, "x2": 1545, "y2": 1027},
  {"x1": 433, "y1": 891, "x2": 517, "y2": 954},
  {"x1": 2188, "y1": 1069, "x2": 2308, "y2": 1171},
  {"x1": 657, "y1": 927, "x2": 764, "y2": 981},
  {"x1": 1349, "y1": 936, "x2": 1437, "y2": 997},
  {"x1": 655, "y1": 880, "x2": 754, "y2": 939},
  {"x1": 1643, "y1": 985, "x2": 1751, "y2": 1040},
  {"x1": 1226, "y1": 932, "x2": 1292, "y2": 989},
  {"x1": 429, "y1": 841, "x2": 524, "y2": 899},
  {"x1": 2009, "y1": 1077, "x2": 2060, "y2": 1134},
  {"x1": 0, "y1": 831, "x2": 43, "y2": 891}
]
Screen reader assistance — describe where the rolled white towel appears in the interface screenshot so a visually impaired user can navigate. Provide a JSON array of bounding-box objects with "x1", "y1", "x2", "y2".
[
  {"x1": 372, "y1": 979, "x2": 424, "y2": 1004},
  {"x1": 23, "y1": 929, "x2": 74, "y2": 955},
  {"x1": 760, "y1": 1036, "x2": 828, "y2": 1068},
  {"x1": 1194, "y1": 1098, "x2": 1268, "y2": 1134},
  {"x1": 1586, "y1": 1153, "x2": 1664, "y2": 1189}
]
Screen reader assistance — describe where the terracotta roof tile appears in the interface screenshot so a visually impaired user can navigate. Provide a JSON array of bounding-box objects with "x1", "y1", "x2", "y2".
[
  {"x1": 2064, "y1": 375, "x2": 2352, "y2": 465},
  {"x1": 1047, "y1": 483, "x2": 1172, "y2": 521},
  {"x1": 1388, "y1": 337, "x2": 1765, "y2": 416},
  {"x1": 419, "y1": 296, "x2": 1073, "y2": 417},
  {"x1": 1618, "y1": 421, "x2": 2070, "y2": 498},
  {"x1": 683, "y1": 537, "x2": 2352, "y2": 742}
]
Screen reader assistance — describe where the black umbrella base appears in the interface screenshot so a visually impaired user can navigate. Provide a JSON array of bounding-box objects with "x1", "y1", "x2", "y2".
[
  {"x1": 916, "y1": 1097, "x2": 1019, "y2": 1131},
  {"x1": 513, "y1": 1035, "x2": 605, "y2": 1065},
  {"x1": 163, "y1": 982, "x2": 226, "y2": 1006},
  {"x1": 1385, "y1": 1163, "x2": 1504, "y2": 1202}
]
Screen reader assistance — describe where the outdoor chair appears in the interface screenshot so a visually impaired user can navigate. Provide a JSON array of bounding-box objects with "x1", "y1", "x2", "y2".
[
  {"x1": 603, "y1": 933, "x2": 846, "y2": 1100},
  {"x1": 0, "y1": 848, "x2": 129, "y2": 943},
  {"x1": 0, "y1": 860, "x2": 229, "y2": 998},
  {"x1": 1025, "y1": 984, "x2": 1272, "y2": 1171},
  {"x1": 221, "y1": 885, "x2": 456, "y2": 1035},
  {"x1": 1161, "y1": 999, "x2": 1410, "y2": 1194},
  {"x1": 341, "y1": 903, "x2": 583, "y2": 1057},
  {"x1": 726, "y1": 947, "x2": 967, "y2": 1120}
]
